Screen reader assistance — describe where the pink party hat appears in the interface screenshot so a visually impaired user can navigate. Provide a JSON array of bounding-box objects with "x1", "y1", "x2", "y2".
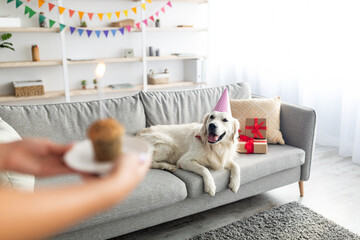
[{"x1": 213, "y1": 89, "x2": 232, "y2": 115}]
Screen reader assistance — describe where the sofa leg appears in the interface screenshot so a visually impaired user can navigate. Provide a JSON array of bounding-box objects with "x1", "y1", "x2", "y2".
[{"x1": 298, "y1": 181, "x2": 304, "y2": 197}]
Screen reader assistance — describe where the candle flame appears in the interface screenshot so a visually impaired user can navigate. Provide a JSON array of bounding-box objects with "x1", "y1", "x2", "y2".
[{"x1": 95, "y1": 62, "x2": 106, "y2": 79}]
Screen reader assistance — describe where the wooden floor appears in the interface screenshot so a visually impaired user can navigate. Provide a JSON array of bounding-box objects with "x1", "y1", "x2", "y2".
[{"x1": 116, "y1": 145, "x2": 360, "y2": 240}]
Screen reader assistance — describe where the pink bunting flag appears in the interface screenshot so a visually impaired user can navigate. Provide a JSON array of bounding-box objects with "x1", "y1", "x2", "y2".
[
  {"x1": 149, "y1": 16, "x2": 155, "y2": 22},
  {"x1": 136, "y1": 22, "x2": 141, "y2": 29},
  {"x1": 88, "y1": 13, "x2": 94, "y2": 20},
  {"x1": 142, "y1": 19, "x2": 148, "y2": 26},
  {"x1": 155, "y1": 11, "x2": 159, "y2": 17},
  {"x1": 69, "y1": 9, "x2": 75, "y2": 18},
  {"x1": 126, "y1": 25, "x2": 132, "y2": 32},
  {"x1": 167, "y1": 1, "x2": 172, "y2": 7},
  {"x1": 161, "y1": 7, "x2": 165, "y2": 13}
]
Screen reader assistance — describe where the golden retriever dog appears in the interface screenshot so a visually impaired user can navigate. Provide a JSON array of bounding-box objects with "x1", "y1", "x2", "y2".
[{"x1": 137, "y1": 111, "x2": 240, "y2": 196}]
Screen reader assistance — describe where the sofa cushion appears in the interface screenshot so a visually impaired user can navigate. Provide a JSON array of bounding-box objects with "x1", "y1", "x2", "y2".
[
  {"x1": 140, "y1": 82, "x2": 251, "y2": 127},
  {"x1": 0, "y1": 94, "x2": 146, "y2": 143},
  {"x1": 36, "y1": 169, "x2": 187, "y2": 232},
  {"x1": 173, "y1": 144, "x2": 305, "y2": 198}
]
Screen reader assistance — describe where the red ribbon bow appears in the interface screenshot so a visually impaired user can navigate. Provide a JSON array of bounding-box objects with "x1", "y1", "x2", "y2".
[
  {"x1": 239, "y1": 135, "x2": 255, "y2": 154},
  {"x1": 245, "y1": 118, "x2": 267, "y2": 138}
]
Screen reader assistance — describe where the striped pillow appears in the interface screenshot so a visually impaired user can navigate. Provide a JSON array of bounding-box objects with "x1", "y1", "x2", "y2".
[{"x1": 230, "y1": 97, "x2": 285, "y2": 144}]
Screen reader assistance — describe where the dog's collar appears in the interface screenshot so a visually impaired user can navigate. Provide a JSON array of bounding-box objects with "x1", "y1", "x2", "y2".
[{"x1": 195, "y1": 135, "x2": 202, "y2": 141}]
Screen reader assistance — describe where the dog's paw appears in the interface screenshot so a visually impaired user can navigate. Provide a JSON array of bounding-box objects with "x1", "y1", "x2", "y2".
[
  {"x1": 204, "y1": 178, "x2": 216, "y2": 196},
  {"x1": 162, "y1": 165, "x2": 177, "y2": 172},
  {"x1": 228, "y1": 177, "x2": 240, "y2": 193}
]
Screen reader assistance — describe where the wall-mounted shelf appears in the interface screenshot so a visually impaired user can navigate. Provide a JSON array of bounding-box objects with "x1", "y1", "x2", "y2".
[
  {"x1": 0, "y1": 81, "x2": 206, "y2": 103},
  {"x1": 0, "y1": 60, "x2": 62, "y2": 68},
  {"x1": 0, "y1": 27, "x2": 60, "y2": 33}
]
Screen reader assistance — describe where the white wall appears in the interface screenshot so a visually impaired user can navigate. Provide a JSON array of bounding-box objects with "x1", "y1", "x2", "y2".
[{"x1": 0, "y1": 0, "x2": 208, "y2": 104}]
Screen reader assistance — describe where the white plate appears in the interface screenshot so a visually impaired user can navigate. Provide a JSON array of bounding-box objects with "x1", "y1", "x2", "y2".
[{"x1": 64, "y1": 136, "x2": 153, "y2": 174}]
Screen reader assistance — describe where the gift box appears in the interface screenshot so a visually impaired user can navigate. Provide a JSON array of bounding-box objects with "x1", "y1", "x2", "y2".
[
  {"x1": 237, "y1": 135, "x2": 267, "y2": 154},
  {"x1": 245, "y1": 118, "x2": 267, "y2": 139}
]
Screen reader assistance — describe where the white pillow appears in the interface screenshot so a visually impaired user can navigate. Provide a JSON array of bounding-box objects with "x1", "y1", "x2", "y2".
[{"x1": 0, "y1": 117, "x2": 35, "y2": 192}]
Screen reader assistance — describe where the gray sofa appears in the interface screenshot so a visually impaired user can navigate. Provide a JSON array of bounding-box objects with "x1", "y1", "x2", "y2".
[{"x1": 0, "y1": 83, "x2": 316, "y2": 240}]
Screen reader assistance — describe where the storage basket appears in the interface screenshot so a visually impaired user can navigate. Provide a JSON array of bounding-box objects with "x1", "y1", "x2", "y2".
[
  {"x1": 148, "y1": 69, "x2": 170, "y2": 85},
  {"x1": 13, "y1": 80, "x2": 44, "y2": 97}
]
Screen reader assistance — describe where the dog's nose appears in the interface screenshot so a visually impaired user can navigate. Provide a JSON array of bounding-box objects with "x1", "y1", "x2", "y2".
[{"x1": 209, "y1": 123, "x2": 217, "y2": 131}]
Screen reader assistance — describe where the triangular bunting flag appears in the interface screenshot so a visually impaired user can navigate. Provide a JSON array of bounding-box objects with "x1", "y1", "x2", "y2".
[
  {"x1": 78, "y1": 28, "x2": 84, "y2": 36},
  {"x1": 39, "y1": 14, "x2": 46, "y2": 24},
  {"x1": 106, "y1": 13, "x2": 112, "y2": 20},
  {"x1": 149, "y1": 16, "x2": 155, "y2": 22},
  {"x1": 123, "y1": 10, "x2": 128, "y2": 17},
  {"x1": 146, "y1": 0, "x2": 152, "y2": 3},
  {"x1": 7, "y1": 0, "x2": 14, "y2": 3},
  {"x1": 136, "y1": 22, "x2": 140, "y2": 29},
  {"x1": 141, "y1": 3, "x2": 146, "y2": 10},
  {"x1": 59, "y1": 23, "x2": 66, "y2": 32},
  {"x1": 131, "y1": 7, "x2": 137, "y2": 14},
  {"x1": 49, "y1": 19, "x2": 55, "y2": 28},
  {"x1": 95, "y1": 30, "x2": 101, "y2": 38},
  {"x1": 98, "y1": 13, "x2": 103, "y2": 21},
  {"x1": 29, "y1": 8, "x2": 36, "y2": 18},
  {"x1": 103, "y1": 30, "x2": 109, "y2": 38},
  {"x1": 86, "y1": 30, "x2": 92, "y2": 37},
  {"x1": 155, "y1": 11, "x2": 159, "y2": 17},
  {"x1": 142, "y1": 19, "x2": 148, "y2": 26},
  {"x1": 87, "y1": 13, "x2": 94, "y2": 20},
  {"x1": 70, "y1": 26, "x2": 76, "y2": 34},
  {"x1": 58, "y1": 6, "x2": 65, "y2": 15},
  {"x1": 161, "y1": 7, "x2": 165, "y2": 13},
  {"x1": 111, "y1": 29, "x2": 117, "y2": 36},
  {"x1": 115, "y1": 11, "x2": 120, "y2": 18},
  {"x1": 69, "y1": 9, "x2": 75, "y2": 18},
  {"x1": 38, "y1": 0, "x2": 44, "y2": 8},
  {"x1": 126, "y1": 25, "x2": 131, "y2": 32},
  {"x1": 24, "y1": 5, "x2": 30, "y2": 14},
  {"x1": 78, "y1": 11, "x2": 84, "y2": 20},
  {"x1": 16, "y1": 0, "x2": 23, "y2": 8},
  {"x1": 119, "y1": 28, "x2": 125, "y2": 35},
  {"x1": 48, "y1": 3, "x2": 55, "y2": 12},
  {"x1": 27, "y1": 0, "x2": 30, "y2": 2},
  {"x1": 167, "y1": 1, "x2": 172, "y2": 7}
]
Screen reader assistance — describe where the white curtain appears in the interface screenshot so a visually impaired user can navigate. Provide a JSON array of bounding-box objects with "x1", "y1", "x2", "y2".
[{"x1": 208, "y1": 0, "x2": 360, "y2": 163}]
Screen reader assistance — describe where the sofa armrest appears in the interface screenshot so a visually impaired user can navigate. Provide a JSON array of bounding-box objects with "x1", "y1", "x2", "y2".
[{"x1": 280, "y1": 102, "x2": 317, "y2": 181}]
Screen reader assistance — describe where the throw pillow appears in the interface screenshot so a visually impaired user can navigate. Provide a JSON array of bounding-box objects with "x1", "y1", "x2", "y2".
[
  {"x1": 0, "y1": 117, "x2": 35, "y2": 192},
  {"x1": 230, "y1": 97, "x2": 285, "y2": 144}
]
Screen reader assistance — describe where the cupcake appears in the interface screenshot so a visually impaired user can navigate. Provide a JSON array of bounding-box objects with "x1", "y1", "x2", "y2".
[{"x1": 87, "y1": 118, "x2": 125, "y2": 162}]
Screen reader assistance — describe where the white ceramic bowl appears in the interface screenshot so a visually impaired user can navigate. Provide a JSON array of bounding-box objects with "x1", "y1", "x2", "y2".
[{"x1": 64, "y1": 136, "x2": 153, "y2": 174}]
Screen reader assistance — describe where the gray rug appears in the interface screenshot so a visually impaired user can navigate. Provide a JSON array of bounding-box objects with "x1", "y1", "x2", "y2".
[{"x1": 189, "y1": 202, "x2": 360, "y2": 240}]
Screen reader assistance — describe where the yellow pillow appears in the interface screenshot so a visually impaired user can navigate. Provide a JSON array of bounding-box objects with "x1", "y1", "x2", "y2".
[{"x1": 230, "y1": 97, "x2": 285, "y2": 144}]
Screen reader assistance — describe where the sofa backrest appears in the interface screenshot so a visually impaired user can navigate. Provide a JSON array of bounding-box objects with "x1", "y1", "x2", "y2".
[
  {"x1": 0, "y1": 94, "x2": 146, "y2": 143},
  {"x1": 140, "y1": 82, "x2": 251, "y2": 126}
]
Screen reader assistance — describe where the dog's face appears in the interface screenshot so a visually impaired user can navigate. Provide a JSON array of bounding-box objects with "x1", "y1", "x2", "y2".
[{"x1": 201, "y1": 111, "x2": 240, "y2": 145}]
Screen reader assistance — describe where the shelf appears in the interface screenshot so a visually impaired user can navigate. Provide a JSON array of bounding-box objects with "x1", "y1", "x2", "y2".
[
  {"x1": 0, "y1": 60, "x2": 63, "y2": 68},
  {"x1": 147, "y1": 55, "x2": 206, "y2": 61},
  {"x1": 0, "y1": 27, "x2": 60, "y2": 33},
  {"x1": 0, "y1": 81, "x2": 206, "y2": 103},
  {"x1": 67, "y1": 57, "x2": 142, "y2": 65}
]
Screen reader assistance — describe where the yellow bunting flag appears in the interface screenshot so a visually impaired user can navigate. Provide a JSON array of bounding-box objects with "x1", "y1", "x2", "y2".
[
  {"x1": 141, "y1": 3, "x2": 146, "y2": 10},
  {"x1": 58, "y1": 6, "x2": 65, "y2": 15},
  {"x1": 132, "y1": 7, "x2": 137, "y2": 14},
  {"x1": 123, "y1": 10, "x2": 128, "y2": 17},
  {"x1": 106, "y1": 13, "x2": 112, "y2": 20},
  {"x1": 115, "y1": 11, "x2": 120, "y2": 18},
  {"x1": 98, "y1": 13, "x2": 103, "y2": 21},
  {"x1": 38, "y1": 0, "x2": 45, "y2": 8},
  {"x1": 146, "y1": 0, "x2": 152, "y2": 3},
  {"x1": 78, "y1": 11, "x2": 84, "y2": 20}
]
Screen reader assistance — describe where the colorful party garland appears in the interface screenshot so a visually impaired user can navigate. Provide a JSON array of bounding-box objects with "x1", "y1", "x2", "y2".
[{"x1": 6, "y1": 0, "x2": 173, "y2": 38}]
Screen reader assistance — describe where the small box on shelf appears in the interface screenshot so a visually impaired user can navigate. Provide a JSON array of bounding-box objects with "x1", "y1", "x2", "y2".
[{"x1": 13, "y1": 80, "x2": 44, "y2": 97}]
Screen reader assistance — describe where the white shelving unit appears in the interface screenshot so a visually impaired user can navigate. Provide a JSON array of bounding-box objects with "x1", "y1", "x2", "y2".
[{"x1": 0, "y1": 0, "x2": 209, "y2": 103}]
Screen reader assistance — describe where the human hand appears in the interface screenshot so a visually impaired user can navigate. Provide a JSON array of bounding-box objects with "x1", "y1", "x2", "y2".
[{"x1": 0, "y1": 139, "x2": 75, "y2": 177}]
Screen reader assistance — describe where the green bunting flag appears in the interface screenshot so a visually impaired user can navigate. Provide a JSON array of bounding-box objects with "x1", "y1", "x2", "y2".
[
  {"x1": 24, "y1": 6, "x2": 36, "y2": 18},
  {"x1": 59, "y1": 23, "x2": 66, "y2": 32},
  {"x1": 7, "y1": 0, "x2": 15, "y2": 3},
  {"x1": 49, "y1": 19, "x2": 56, "y2": 28},
  {"x1": 39, "y1": 14, "x2": 46, "y2": 24},
  {"x1": 15, "y1": 0, "x2": 23, "y2": 8}
]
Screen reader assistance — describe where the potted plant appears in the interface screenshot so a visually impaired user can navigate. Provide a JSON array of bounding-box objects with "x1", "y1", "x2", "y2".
[
  {"x1": 80, "y1": 21, "x2": 87, "y2": 28},
  {"x1": 81, "y1": 80, "x2": 87, "y2": 90},
  {"x1": 93, "y1": 78, "x2": 98, "y2": 89},
  {"x1": 0, "y1": 33, "x2": 15, "y2": 51}
]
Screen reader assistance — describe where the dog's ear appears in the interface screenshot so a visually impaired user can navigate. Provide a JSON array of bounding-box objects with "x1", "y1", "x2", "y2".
[
  {"x1": 231, "y1": 118, "x2": 240, "y2": 142},
  {"x1": 200, "y1": 113, "x2": 210, "y2": 138}
]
